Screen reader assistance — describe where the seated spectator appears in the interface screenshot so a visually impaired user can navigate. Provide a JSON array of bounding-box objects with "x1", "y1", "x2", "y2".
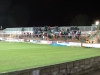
[
  {"x1": 64, "y1": 31, "x2": 68, "y2": 35},
  {"x1": 68, "y1": 32, "x2": 72, "y2": 38},
  {"x1": 61, "y1": 30, "x2": 64, "y2": 35},
  {"x1": 67, "y1": 29, "x2": 70, "y2": 33},
  {"x1": 74, "y1": 26, "x2": 77, "y2": 34},
  {"x1": 44, "y1": 26, "x2": 48, "y2": 31},
  {"x1": 70, "y1": 26, "x2": 72, "y2": 31},
  {"x1": 72, "y1": 26, "x2": 75, "y2": 30},
  {"x1": 48, "y1": 27, "x2": 51, "y2": 33},
  {"x1": 48, "y1": 33, "x2": 52, "y2": 39},
  {"x1": 77, "y1": 27, "x2": 79, "y2": 31},
  {"x1": 75, "y1": 26, "x2": 77, "y2": 30},
  {"x1": 55, "y1": 26, "x2": 59, "y2": 31}
]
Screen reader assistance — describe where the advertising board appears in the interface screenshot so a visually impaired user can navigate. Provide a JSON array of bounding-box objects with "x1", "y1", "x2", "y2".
[
  {"x1": 69, "y1": 42, "x2": 81, "y2": 47},
  {"x1": 82, "y1": 43, "x2": 100, "y2": 48}
]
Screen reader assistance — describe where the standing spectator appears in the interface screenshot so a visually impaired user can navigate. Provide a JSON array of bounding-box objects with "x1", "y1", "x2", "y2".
[
  {"x1": 77, "y1": 30, "x2": 81, "y2": 40},
  {"x1": 75, "y1": 31, "x2": 78, "y2": 39}
]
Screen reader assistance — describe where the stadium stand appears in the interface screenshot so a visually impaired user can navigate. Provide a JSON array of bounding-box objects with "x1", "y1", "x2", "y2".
[{"x1": 0, "y1": 25, "x2": 99, "y2": 43}]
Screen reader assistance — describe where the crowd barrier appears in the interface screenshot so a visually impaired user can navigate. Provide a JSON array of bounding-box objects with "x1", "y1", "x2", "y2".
[
  {"x1": 0, "y1": 38, "x2": 100, "y2": 48},
  {"x1": 82, "y1": 43, "x2": 100, "y2": 48},
  {"x1": 1, "y1": 38, "x2": 24, "y2": 42}
]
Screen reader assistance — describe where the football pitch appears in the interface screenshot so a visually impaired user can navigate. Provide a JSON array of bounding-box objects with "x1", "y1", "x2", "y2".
[{"x1": 0, "y1": 42, "x2": 100, "y2": 73}]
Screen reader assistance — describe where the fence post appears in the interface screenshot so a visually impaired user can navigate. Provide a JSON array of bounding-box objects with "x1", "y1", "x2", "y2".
[{"x1": 96, "y1": 36, "x2": 98, "y2": 43}]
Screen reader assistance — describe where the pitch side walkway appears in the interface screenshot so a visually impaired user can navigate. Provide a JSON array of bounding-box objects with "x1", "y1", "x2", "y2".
[{"x1": 82, "y1": 69, "x2": 100, "y2": 75}]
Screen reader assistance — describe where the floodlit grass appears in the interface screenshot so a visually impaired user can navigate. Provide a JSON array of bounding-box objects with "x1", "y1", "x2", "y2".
[{"x1": 0, "y1": 42, "x2": 100, "y2": 73}]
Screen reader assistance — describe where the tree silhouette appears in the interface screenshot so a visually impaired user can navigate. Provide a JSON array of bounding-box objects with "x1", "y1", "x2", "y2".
[{"x1": 70, "y1": 14, "x2": 90, "y2": 26}]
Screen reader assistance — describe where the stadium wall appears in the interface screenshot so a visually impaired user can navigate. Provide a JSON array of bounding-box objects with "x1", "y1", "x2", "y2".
[{"x1": 0, "y1": 56, "x2": 100, "y2": 75}]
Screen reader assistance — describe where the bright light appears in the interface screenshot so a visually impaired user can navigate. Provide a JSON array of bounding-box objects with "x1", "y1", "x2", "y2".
[{"x1": 95, "y1": 21, "x2": 99, "y2": 25}]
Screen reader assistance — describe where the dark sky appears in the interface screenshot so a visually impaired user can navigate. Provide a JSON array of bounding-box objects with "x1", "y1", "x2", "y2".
[{"x1": 0, "y1": 0, "x2": 100, "y2": 29}]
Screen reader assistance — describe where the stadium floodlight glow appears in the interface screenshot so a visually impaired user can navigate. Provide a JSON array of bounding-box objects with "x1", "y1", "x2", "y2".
[
  {"x1": 95, "y1": 21, "x2": 100, "y2": 30},
  {"x1": 95, "y1": 21, "x2": 99, "y2": 25}
]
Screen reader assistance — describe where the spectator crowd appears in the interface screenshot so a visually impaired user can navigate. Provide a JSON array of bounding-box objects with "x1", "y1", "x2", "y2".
[{"x1": 20, "y1": 26, "x2": 81, "y2": 41}]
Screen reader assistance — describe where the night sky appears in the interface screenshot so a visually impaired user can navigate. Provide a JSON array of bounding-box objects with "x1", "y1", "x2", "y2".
[{"x1": 0, "y1": 0, "x2": 100, "y2": 29}]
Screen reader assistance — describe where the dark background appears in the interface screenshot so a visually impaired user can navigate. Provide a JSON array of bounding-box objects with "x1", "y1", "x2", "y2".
[{"x1": 0, "y1": 0, "x2": 100, "y2": 29}]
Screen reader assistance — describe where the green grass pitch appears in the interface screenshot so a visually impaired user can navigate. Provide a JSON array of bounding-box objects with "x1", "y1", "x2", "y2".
[{"x1": 0, "y1": 42, "x2": 100, "y2": 73}]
